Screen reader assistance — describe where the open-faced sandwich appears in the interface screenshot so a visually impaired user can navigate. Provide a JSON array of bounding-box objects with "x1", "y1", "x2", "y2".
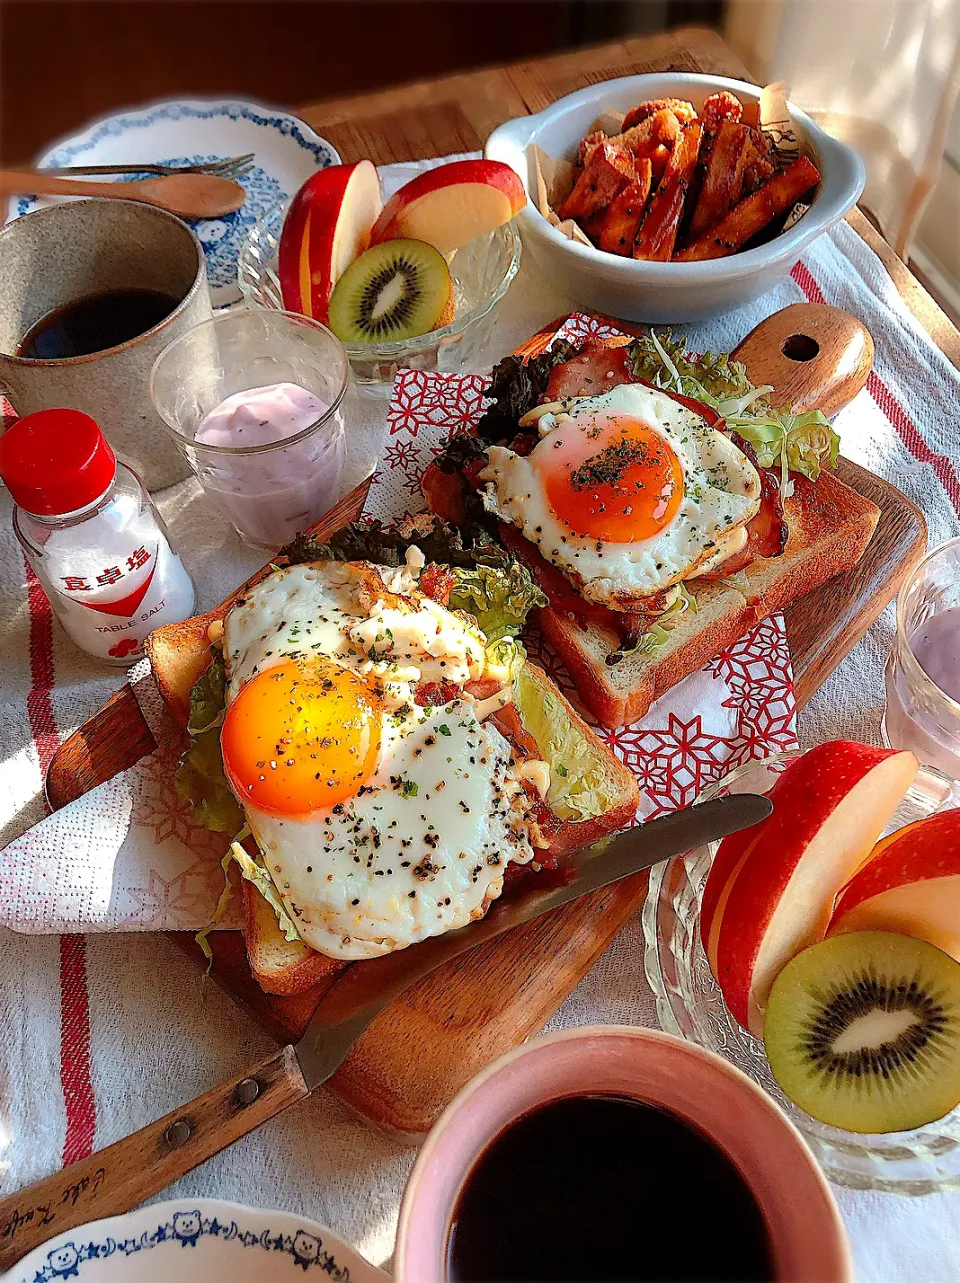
[
  {"x1": 422, "y1": 331, "x2": 880, "y2": 728},
  {"x1": 146, "y1": 521, "x2": 638, "y2": 995}
]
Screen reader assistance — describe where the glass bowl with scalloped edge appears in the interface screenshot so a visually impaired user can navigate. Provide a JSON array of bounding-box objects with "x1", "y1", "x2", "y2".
[
  {"x1": 642, "y1": 749, "x2": 960, "y2": 1194},
  {"x1": 238, "y1": 200, "x2": 521, "y2": 396}
]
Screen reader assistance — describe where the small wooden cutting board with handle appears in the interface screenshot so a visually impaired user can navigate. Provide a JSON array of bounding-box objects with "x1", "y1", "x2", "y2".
[{"x1": 39, "y1": 304, "x2": 923, "y2": 1142}]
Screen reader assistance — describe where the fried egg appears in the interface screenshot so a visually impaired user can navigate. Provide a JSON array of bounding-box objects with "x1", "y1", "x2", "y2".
[
  {"x1": 480, "y1": 381, "x2": 762, "y2": 606},
  {"x1": 219, "y1": 557, "x2": 541, "y2": 961}
]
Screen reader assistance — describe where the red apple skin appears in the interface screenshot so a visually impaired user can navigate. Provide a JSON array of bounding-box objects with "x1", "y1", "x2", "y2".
[
  {"x1": 828, "y1": 810, "x2": 960, "y2": 959},
  {"x1": 700, "y1": 824, "x2": 762, "y2": 973},
  {"x1": 370, "y1": 159, "x2": 526, "y2": 253},
  {"x1": 713, "y1": 741, "x2": 919, "y2": 1034},
  {"x1": 278, "y1": 160, "x2": 382, "y2": 322}
]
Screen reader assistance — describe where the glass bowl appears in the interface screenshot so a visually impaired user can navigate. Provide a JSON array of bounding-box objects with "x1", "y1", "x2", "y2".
[
  {"x1": 642, "y1": 749, "x2": 960, "y2": 1194},
  {"x1": 238, "y1": 200, "x2": 521, "y2": 395}
]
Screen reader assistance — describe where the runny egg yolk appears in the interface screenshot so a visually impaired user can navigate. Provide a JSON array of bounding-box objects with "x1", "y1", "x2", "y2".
[
  {"x1": 221, "y1": 659, "x2": 382, "y2": 817},
  {"x1": 538, "y1": 412, "x2": 684, "y2": 543}
]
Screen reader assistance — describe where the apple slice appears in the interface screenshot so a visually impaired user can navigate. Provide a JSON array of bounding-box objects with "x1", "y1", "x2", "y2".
[
  {"x1": 700, "y1": 824, "x2": 763, "y2": 976},
  {"x1": 278, "y1": 160, "x2": 382, "y2": 323},
  {"x1": 713, "y1": 741, "x2": 920, "y2": 1035},
  {"x1": 829, "y1": 811, "x2": 960, "y2": 960},
  {"x1": 370, "y1": 159, "x2": 526, "y2": 254}
]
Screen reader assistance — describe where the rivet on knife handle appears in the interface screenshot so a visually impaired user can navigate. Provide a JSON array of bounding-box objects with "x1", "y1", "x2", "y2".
[{"x1": 0, "y1": 1046, "x2": 308, "y2": 1272}]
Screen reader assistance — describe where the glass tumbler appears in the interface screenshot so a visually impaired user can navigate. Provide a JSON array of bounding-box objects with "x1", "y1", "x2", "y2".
[
  {"x1": 150, "y1": 309, "x2": 349, "y2": 549},
  {"x1": 884, "y1": 537, "x2": 960, "y2": 780}
]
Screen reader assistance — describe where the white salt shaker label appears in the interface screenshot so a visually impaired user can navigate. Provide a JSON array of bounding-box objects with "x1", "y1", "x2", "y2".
[{"x1": 48, "y1": 533, "x2": 195, "y2": 664}]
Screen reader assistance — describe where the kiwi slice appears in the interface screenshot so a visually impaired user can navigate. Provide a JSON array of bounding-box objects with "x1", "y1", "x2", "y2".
[
  {"x1": 763, "y1": 931, "x2": 960, "y2": 1133},
  {"x1": 328, "y1": 238, "x2": 454, "y2": 343}
]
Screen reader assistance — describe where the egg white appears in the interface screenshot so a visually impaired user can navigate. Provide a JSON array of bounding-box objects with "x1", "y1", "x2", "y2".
[
  {"x1": 249, "y1": 697, "x2": 535, "y2": 960},
  {"x1": 223, "y1": 557, "x2": 486, "y2": 702},
  {"x1": 221, "y1": 555, "x2": 541, "y2": 961},
  {"x1": 480, "y1": 382, "x2": 762, "y2": 606}
]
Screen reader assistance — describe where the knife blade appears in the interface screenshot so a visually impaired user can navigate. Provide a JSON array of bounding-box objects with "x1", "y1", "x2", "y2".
[
  {"x1": 293, "y1": 791, "x2": 771, "y2": 1089},
  {"x1": 0, "y1": 791, "x2": 770, "y2": 1269}
]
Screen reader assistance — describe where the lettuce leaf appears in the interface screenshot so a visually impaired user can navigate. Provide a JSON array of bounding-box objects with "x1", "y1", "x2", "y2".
[
  {"x1": 731, "y1": 408, "x2": 840, "y2": 490},
  {"x1": 227, "y1": 839, "x2": 301, "y2": 941},
  {"x1": 175, "y1": 646, "x2": 242, "y2": 835},
  {"x1": 175, "y1": 724, "x2": 243, "y2": 834},
  {"x1": 447, "y1": 561, "x2": 548, "y2": 644},
  {"x1": 187, "y1": 645, "x2": 227, "y2": 734},
  {"x1": 484, "y1": 636, "x2": 528, "y2": 684},
  {"x1": 628, "y1": 331, "x2": 841, "y2": 485},
  {"x1": 512, "y1": 668, "x2": 615, "y2": 822},
  {"x1": 630, "y1": 330, "x2": 755, "y2": 402},
  {"x1": 196, "y1": 832, "x2": 301, "y2": 962},
  {"x1": 284, "y1": 515, "x2": 507, "y2": 573},
  {"x1": 472, "y1": 339, "x2": 581, "y2": 444}
]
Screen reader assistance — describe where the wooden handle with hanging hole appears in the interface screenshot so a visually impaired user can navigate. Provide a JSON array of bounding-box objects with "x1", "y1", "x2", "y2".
[{"x1": 730, "y1": 302, "x2": 874, "y2": 416}]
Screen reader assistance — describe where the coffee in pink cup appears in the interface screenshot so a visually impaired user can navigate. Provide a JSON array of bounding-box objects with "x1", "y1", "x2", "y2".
[{"x1": 395, "y1": 1027, "x2": 851, "y2": 1283}]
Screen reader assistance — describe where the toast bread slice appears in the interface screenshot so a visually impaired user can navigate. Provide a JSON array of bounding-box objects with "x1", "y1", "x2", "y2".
[
  {"x1": 242, "y1": 878, "x2": 345, "y2": 996},
  {"x1": 526, "y1": 468, "x2": 880, "y2": 728},
  {"x1": 146, "y1": 572, "x2": 640, "y2": 996}
]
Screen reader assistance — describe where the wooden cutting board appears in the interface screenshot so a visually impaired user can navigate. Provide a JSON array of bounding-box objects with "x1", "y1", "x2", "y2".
[{"x1": 44, "y1": 305, "x2": 926, "y2": 1137}]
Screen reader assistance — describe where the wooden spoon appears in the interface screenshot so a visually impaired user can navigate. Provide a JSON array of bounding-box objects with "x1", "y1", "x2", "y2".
[{"x1": 0, "y1": 170, "x2": 246, "y2": 219}]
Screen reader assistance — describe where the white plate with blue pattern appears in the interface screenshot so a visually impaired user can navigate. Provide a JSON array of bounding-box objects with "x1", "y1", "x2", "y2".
[
  {"x1": 6, "y1": 1197, "x2": 387, "y2": 1281},
  {"x1": 6, "y1": 98, "x2": 340, "y2": 307}
]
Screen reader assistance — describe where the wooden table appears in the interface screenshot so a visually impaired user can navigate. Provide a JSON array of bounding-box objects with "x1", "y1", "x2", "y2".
[{"x1": 299, "y1": 24, "x2": 960, "y2": 374}]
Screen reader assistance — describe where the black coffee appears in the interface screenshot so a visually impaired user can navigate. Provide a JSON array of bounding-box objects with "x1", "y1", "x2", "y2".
[
  {"x1": 447, "y1": 1094, "x2": 775, "y2": 1282},
  {"x1": 16, "y1": 287, "x2": 180, "y2": 359}
]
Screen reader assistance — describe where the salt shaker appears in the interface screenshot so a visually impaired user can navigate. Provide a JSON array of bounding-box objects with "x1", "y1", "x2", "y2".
[{"x1": 0, "y1": 407, "x2": 196, "y2": 665}]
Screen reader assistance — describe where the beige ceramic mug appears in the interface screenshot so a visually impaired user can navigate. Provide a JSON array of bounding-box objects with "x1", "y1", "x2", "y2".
[{"x1": 0, "y1": 198, "x2": 212, "y2": 490}]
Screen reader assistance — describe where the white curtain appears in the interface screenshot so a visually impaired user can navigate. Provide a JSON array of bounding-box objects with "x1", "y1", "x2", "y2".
[{"x1": 725, "y1": 0, "x2": 960, "y2": 256}]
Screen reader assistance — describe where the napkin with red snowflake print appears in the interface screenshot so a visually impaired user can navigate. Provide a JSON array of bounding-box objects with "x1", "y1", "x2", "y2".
[{"x1": 0, "y1": 314, "x2": 797, "y2": 932}]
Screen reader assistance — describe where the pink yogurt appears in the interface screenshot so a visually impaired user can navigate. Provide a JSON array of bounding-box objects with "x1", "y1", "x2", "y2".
[{"x1": 193, "y1": 382, "x2": 344, "y2": 550}]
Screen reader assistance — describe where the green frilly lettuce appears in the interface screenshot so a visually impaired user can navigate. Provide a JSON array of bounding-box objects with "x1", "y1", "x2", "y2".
[
  {"x1": 629, "y1": 330, "x2": 840, "y2": 488},
  {"x1": 448, "y1": 561, "x2": 548, "y2": 643},
  {"x1": 448, "y1": 559, "x2": 547, "y2": 683}
]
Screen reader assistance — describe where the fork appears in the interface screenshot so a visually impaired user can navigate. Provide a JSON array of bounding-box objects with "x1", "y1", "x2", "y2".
[{"x1": 40, "y1": 152, "x2": 256, "y2": 179}]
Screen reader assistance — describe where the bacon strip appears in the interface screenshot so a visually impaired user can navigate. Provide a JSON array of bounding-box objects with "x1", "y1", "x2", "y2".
[
  {"x1": 543, "y1": 342, "x2": 635, "y2": 401},
  {"x1": 695, "y1": 459, "x2": 787, "y2": 579},
  {"x1": 419, "y1": 562, "x2": 454, "y2": 605}
]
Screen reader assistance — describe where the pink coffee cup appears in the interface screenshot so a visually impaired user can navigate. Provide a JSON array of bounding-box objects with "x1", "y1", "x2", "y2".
[{"x1": 394, "y1": 1026, "x2": 851, "y2": 1283}]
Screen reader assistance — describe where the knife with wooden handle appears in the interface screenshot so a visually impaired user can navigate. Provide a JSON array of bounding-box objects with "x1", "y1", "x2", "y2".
[{"x1": 0, "y1": 792, "x2": 771, "y2": 1269}]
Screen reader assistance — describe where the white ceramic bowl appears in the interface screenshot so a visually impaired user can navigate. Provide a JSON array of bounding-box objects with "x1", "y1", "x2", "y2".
[{"x1": 485, "y1": 73, "x2": 865, "y2": 323}]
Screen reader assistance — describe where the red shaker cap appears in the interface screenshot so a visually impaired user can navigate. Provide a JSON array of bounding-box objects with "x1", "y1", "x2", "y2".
[{"x1": 0, "y1": 408, "x2": 117, "y2": 516}]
